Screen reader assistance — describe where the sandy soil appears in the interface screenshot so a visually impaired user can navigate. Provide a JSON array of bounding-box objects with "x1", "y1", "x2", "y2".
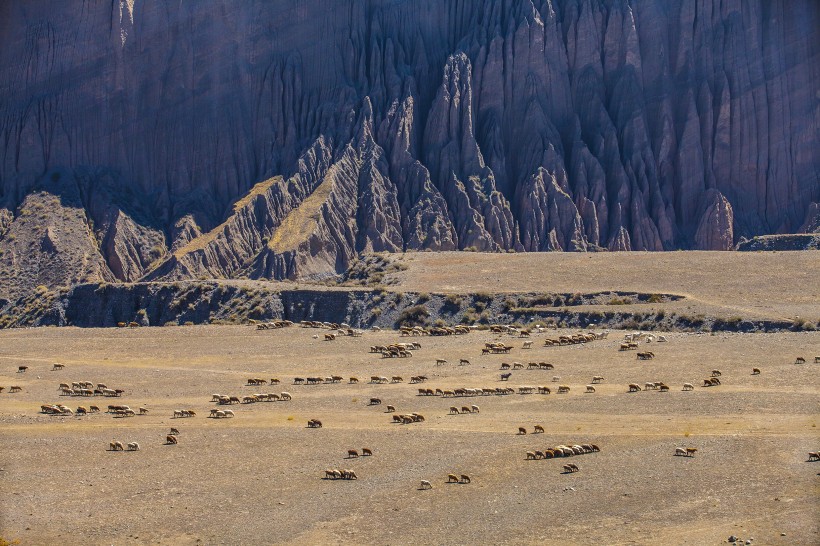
[
  {"x1": 385, "y1": 251, "x2": 820, "y2": 322},
  {"x1": 0, "y1": 324, "x2": 818, "y2": 545}
]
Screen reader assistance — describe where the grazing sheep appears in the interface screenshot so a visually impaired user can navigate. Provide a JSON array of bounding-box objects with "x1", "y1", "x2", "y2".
[
  {"x1": 307, "y1": 419, "x2": 323, "y2": 428},
  {"x1": 512, "y1": 362, "x2": 524, "y2": 370},
  {"x1": 628, "y1": 384, "x2": 642, "y2": 392},
  {"x1": 127, "y1": 442, "x2": 140, "y2": 451},
  {"x1": 139, "y1": 407, "x2": 148, "y2": 415},
  {"x1": 166, "y1": 435, "x2": 178, "y2": 445},
  {"x1": 344, "y1": 470, "x2": 358, "y2": 480},
  {"x1": 450, "y1": 406, "x2": 460, "y2": 415},
  {"x1": 563, "y1": 463, "x2": 579, "y2": 473},
  {"x1": 348, "y1": 449, "x2": 359, "y2": 458},
  {"x1": 349, "y1": 377, "x2": 359, "y2": 384},
  {"x1": 682, "y1": 383, "x2": 694, "y2": 391},
  {"x1": 526, "y1": 451, "x2": 538, "y2": 460},
  {"x1": 280, "y1": 392, "x2": 292, "y2": 401},
  {"x1": 808, "y1": 452, "x2": 819, "y2": 461},
  {"x1": 557, "y1": 385, "x2": 570, "y2": 394},
  {"x1": 522, "y1": 341, "x2": 533, "y2": 349},
  {"x1": 461, "y1": 406, "x2": 471, "y2": 414},
  {"x1": 471, "y1": 405, "x2": 480, "y2": 413},
  {"x1": 795, "y1": 357, "x2": 805, "y2": 365},
  {"x1": 752, "y1": 368, "x2": 761, "y2": 375},
  {"x1": 169, "y1": 428, "x2": 180, "y2": 435},
  {"x1": 659, "y1": 384, "x2": 670, "y2": 392},
  {"x1": 711, "y1": 370, "x2": 722, "y2": 377},
  {"x1": 591, "y1": 376, "x2": 604, "y2": 384},
  {"x1": 362, "y1": 448, "x2": 372, "y2": 456},
  {"x1": 518, "y1": 427, "x2": 527, "y2": 435},
  {"x1": 500, "y1": 363, "x2": 511, "y2": 370},
  {"x1": 76, "y1": 406, "x2": 87, "y2": 416},
  {"x1": 110, "y1": 440, "x2": 124, "y2": 451},
  {"x1": 324, "y1": 333, "x2": 336, "y2": 341},
  {"x1": 173, "y1": 410, "x2": 184, "y2": 418},
  {"x1": 447, "y1": 474, "x2": 460, "y2": 483},
  {"x1": 420, "y1": 480, "x2": 433, "y2": 489},
  {"x1": 9, "y1": 386, "x2": 22, "y2": 393},
  {"x1": 534, "y1": 424, "x2": 545, "y2": 434},
  {"x1": 392, "y1": 415, "x2": 403, "y2": 423},
  {"x1": 675, "y1": 447, "x2": 687, "y2": 456},
  {"x1": 459, "y1": 474, "x2": 471, "y2": 484},
  {"x1": 435, "y1": 359, "x2": 447, "y2": 366},
  {"x1": 325, "y1": 469, "x2": 338, "y2": 479},
  {"x1": 585, "y1": 385, "x2": 596, "y2": 393},
  {"x1": 685, "y1": 447, "x2": 697, "y2": 457},
  {"x1": 369, "y1": 398, "x2": 382, "y2": 406},
  {"x1": 52, "y1": 363, "x2": 64, "y2": 371},
  {"x1": 386, "y1": 405, "x2": 396, "y2": 413}
]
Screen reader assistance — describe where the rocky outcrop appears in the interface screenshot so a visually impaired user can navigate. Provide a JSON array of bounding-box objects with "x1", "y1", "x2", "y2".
[{"x1": 0, "y1": 0, "x2": 816, "y2": 293}]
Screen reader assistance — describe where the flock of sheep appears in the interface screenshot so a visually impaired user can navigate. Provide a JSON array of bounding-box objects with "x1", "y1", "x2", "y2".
[{"x1": 6, "y1": 322, "x2": 819, "y2": 492}]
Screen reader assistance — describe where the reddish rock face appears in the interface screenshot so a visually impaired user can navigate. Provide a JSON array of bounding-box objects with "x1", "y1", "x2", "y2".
[{"x1": 0, "y1": 1, "x2": 817, "y2": 294}]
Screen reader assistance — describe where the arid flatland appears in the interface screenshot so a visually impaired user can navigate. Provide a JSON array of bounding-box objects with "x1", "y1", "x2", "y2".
[{"x1": 0, "y1": 321, "x2": 818, "y2": 545}]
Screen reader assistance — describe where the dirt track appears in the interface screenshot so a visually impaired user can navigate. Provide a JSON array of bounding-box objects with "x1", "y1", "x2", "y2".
[{"x1": 0, "y1": 324, "x2": 818, "y2": 545}]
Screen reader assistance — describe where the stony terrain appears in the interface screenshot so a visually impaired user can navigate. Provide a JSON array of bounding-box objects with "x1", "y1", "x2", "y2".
[
  {"x1": 0, "y1": 325, "x2": 818, "y2": 545},
  {"x1": 1, "y1": 0, "x2": 818, "y2": 297}
]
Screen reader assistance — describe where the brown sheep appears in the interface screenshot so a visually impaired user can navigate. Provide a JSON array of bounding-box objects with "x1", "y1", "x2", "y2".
[
  {"x1": 685, "y1": 447, "x2": 697, "y2": 457},
  {"x1": 459, "y1": 474, "x2": 471, "y2": 484},
  {"x1": 447, "y1": 474, "x2": 460, "y2": 483},
  {"x1": 534, "y1": 425, "x2": 545, "y2": 434},
  {"x1": 585, "y1": 385, "x2": 596, "y2": 393},
  {"x1": 347, "y1": 449, "x2": 359, "y2": 458},
  {"x1": 169, "y1": 428, "x2": 180, "y2": 435},
  {"x1": 518, "y1": 427, "x2": 527, "y2": 435},
  {"x1": 752, "y1": 368, "x2": 761, "y2": 375},
  {"x1": 307, "y1": 419, "x2": 322, "y2": 428},
  {"x1": 362, "y1": 448, "x2": 372, "y2": 456},
  {"x1": 628, "y1": 383, "x2": 642, "y2": 392},
  {"x1": 808, "y1": 452, "x2": 819, "y2": 461},
  {"x1": 9, "y1": 386, "x2": 22, "y2": 393},
  {"x1": 166, "y1": 435, "x2": 178, "y2": 445}
]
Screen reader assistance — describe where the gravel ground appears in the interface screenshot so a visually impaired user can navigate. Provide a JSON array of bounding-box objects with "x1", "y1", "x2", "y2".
[{"x1": 0, "y1": 325, "x2": 818, "y2": 545}]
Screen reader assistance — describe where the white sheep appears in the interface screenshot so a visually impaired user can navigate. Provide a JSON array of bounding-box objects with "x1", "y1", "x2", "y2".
[{"x1": 127, "y1": 442, "x2": 140, "y2": 451}]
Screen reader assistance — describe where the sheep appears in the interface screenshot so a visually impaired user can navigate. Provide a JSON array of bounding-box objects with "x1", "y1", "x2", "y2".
[
  {"x1": 52, "y1": 363, "x2": 64, "y2": 371},
  {"x1": 795, "y1": 357, "x2": 805, "y2": 365},
  {"x1": 628, "y1": 384, "x2": 642, "y2": 392},
  {"x1": 280, "y1": 392, "x2": 292, "y2": 401},
  {"x1": 75, "y1": 406, "x2": 87, "y2": 416},
  {"x1": 591, "y1": 376, "x2": 604, "y2": 384},
  {"x1": 347, "y1": 449, "x2": 359, "y2": 458},
  {"x1": 325, "y1": 469, "x2": 339, "y2": 479},
  {"x1": 682, "y1": 383, "x2": 694, "y2": 391},
  {"x1": 307, "y1": 419, "x2": 323, "y2": 428},
  {"x1": 752, "y1": 368, "x2": 761, "y2": 375},
  {"x1": 659, "y1": 384, "x2": 670, "y2": 392},
  {"x1": 563, "y1": 464, "x2": 579, "y2": 473},
  {"x1": 385, "y1": 405, "x2": 396, "y2": 413},
  {"x1": 685, "y1": 447, "x2": 698, "y2": 457},
  {"x1": 361, "y1": 448, "x2": 372, "y2": 456},
  {"x1": 512, "y1": 362, "x2": 524, "y2": 370},
  {"x1": 391, "y1": 376, "x2": 403, "y2": 383},
  {"x1": 526, "y1": 451, "x2": 538, "y2": 460},
  {"x1": 471, "y1": 405, "x2": 480, "y2": 413},
  {"x1": 808, "y1": 452, "x2": 819, "y2": 461},
  {"x1": 349, "y1": 377, "x2": 359, "y2": 384},
  {"x1": 522, "y1": 341, "x2": 533, "y2": 349},
  {"x1": 557, "y1": 385, "x2": 570, "y2": 394},
  {"x1": 459, "y1": 474, "x2": 471, "y2": 484},
  {"x1": 449, "y1": 406, "x2": 460, "y2": 415},
  {"x1": 173, "y1": 410, "x2": 184, "y2": 418},
  {"x1": 518, "y1": 427, "x2": 527, "y2": 435},
  {"x1": 9, "y1": 386, "x2": 22, "y2": 393},
  {"x1": 324, "y1": 333, "x2": 336, "y2": 341},
  {"x1": 552, "y1": 376, "x2": 561, "y2": 383},
  {"x1": 534, "y1": 424, "x2": 545, "y2": 434},
  {"x1": 344, "y1": 470, "x2": 358, "y2": 480},
  {"x1": 585, "y1": 385, "x2": 596, "y2": 393},
  {"x1": 17, "y1": 366, "x2": 28, "y2": 373},
  {"x1": 169, "y1": 428, "x2": 180, "y2": 435},
  {"x1": 675, "y1": 447, "x2": 687, "y2": 456},
  {"x1": 419, "y1": 480, "x2": 433, "y2": 489},
  {"x1": 166, "y1": 435, "x2": 178, "y2": 445},
  {"x1": 459, "y1": 359, "x2": 471, "y2": 366},
  {"x1": 447, "y1": 474, "x2": 459, "y2": 483},
  {"x1": 461, "y1": 406, "x2": 472, "y2": 414},
  {"x1": 500, "y1": 372, "x2": 512, "y2": 381},
  {"x1": 139, "y1": 407, "x2": 149, "y2": 415},
  {"x1": 369, "y1": 398, "x2": 382, "y2": 406},
  {"x1": 110, "y1": 440, "x2": 124, "y2": 451},
  {"x1": 127, "y1": 442, "x2": 140, "y2": 451},
  {"x1": 711, "y1": 370, "x2": 722, "y2": 377},
  {"x1": 435, "y1": 359, "x2": 447, "y2": 366}
]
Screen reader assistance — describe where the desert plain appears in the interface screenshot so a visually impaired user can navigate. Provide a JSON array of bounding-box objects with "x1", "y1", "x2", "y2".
[{"x1": 0, "y1": 252, "x2": 818, "y2": 545}]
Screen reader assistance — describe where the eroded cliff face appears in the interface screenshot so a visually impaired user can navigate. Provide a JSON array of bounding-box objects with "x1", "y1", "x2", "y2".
[{"x1": 0, "y1": 0, "x2": 817, "y2": 296}]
